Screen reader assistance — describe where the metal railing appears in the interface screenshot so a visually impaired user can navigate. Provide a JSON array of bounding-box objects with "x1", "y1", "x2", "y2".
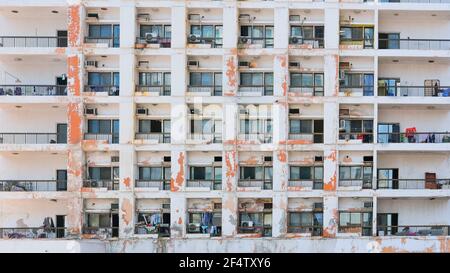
[
  {"x1": 0, "y1": 36, "x2": 66, "y2": 47},
  {"x1": 84, "y1": 85, "x2": 119, "y2": 96},
  {"x1": 288, "y1": 180, "x2": 323, "y2": 189},
  {"x1": 289, "y1": 86, "x2": 324, "y2": 96},
  {"x1": 187, "y1": 86, "x2": 223, "y2": 96},
  {"x1": 187, "y1": 36, "x2": 222, "y2": 48},
  {"x1": 377, "y1": 179, "x2": 450, "y2": 190},
  {"x1": 339, "y1": 179, "x2": 373, "y2": 189},
  {"x1": 135, "y1": 85, "x2": 171, "y2": 96},
  {"x1": 377, "y1": 225, "x2": 450, "y2": 236},
  {"x1": 135, "y1": 225, "x2": 170, "y2": 237},
  {"x1": 84, "y1": 133, "x2": 119, "y2": 144},
  {"x1": 135, "y1": 179, "x2": 171, "y2": 190},
  {"x1": 82, "y1": 227, "x2": 119, "y2": 238},
  {"x1": 0, "y1": 227, "x2": 67, "y2": 239},
  {"x1": 288, "y1": 133, "x2": 323, "y2": 144},
  {"x1": 378, "y1": 132, "x2": 450, "y2": 144},
  {"x1": 83, "y1": 180, "x2": 119, "y2": 190},
  {"x1": 378, "y1": 86, "x2": 450, "y2": 97},
  {"x1": 238, "y1": 133, "x2": 273, "y2": 143},
  {"x1": 0, "y1": 180, "x2": 66, "y2": 192},
  {"x1": 188, "y1": 133, "x2": 222, "y2": 143},
  {"x1": 379, "y1": 38, "x2": 450, "y2": 50},
  {"x1": 238, "y1": 85, "x2": 274, "y2": 96},
  {"x1": 186, "y1": 179, "x2": 222, "y2": 190},
  {"x1": 0, "y1": 133, "x2": 64, "y2": 144},
  {"x1": 238, "y1": 37, "x2": 274, "y2": 48},
  {"x1": 238, "y1": 179, "x2": 273, "y2": 190},
  {"x1": 135, "y1": 133, "x2": 170, "y2": 143},
  {"x1": 339, "y1": 85, "x2": 374, "y2": 96},
  {"x1": 0, "y1": 85, "x2": 67, "y2": 96},
  {"x1": 289, "y1": 37, "x2": 324, "y2": 48},
  {"x1": 84, "y1": 37, "x2": 118, "y2": 47},
  {"x1": 136, "y1": 37, "x2": 171, "y2": 48},
  {"x1": 338, "y1": 226, "x2": 372, "y2": 236},
  {"x1": 339, "y1": 132, "x2": 374, "y2": 143},
  {"x1": 187, "y1": 223, "x2": 221, "y2": 237},
  {"x1": 238, "y1": 226, "x2": 272, "y2": 237},
  {"x1": 287, "y1": 226, "x2": 323, "y2": 236}
]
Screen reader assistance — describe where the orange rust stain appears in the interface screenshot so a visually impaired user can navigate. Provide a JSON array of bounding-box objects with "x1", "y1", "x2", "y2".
[
  {"x1": 381, "y1": 246, "x2": 409, "y2": 253},
  {"x1": 80, "y1": 187, "x2": 94, "y2": 193},
  {"x1": 225, "y1": 151, "x2": 238, "y2": 192},
  {"x1": 54, "y1": 47, "x2": 66, "y2": 54},
  {"x1": 67, "y1": 150, "x2": 82, "y2": 178},
  {"x1": 423, "y1": 247, "x2": 434, "y2": 253},
  {"x1": 68, "y1": 103, "x2": 82, "y2": 144},
  {"x1": 170, "y1": 152, "x2": 185, "y2": 192},
  {"x1": 67, "y1": 55, "x2": 81, "y2": 96},
  {"x1": 226, "y1": 56, "x2": 237, "y2": 88},
  {"x1": 277, "y1": 150, "x2": 287, "y2": 163},
  {"x1": 324, "y1": 171, "x2": 337, "y2": 191},
  {"x1": 438, "y1": 237, "x2": 450, "y2": 252},
  {"x1": 239, "y1": 233, "x2": 263, "y2": 239},
  {"x1": 81, "y1": 140, "x2": 99, "y2": 150},
  {"x1": 281, "y1": 75, "x2": 288, "y2": 96},
  {"x1": 68, "y1": 5, "x2": 81, "y2": 47},
  {"x1": 279, "y1": 139, "x2": 313, "y2": 145},
  {"x1": 123, "y1": 177, "x2": 131, "y2": 188},
  {"x1": 177, "y1": 217, "x2": 182, "y2": 225},
  {"x1": 121, "y1": 198, "x2": 132, "y2": 226},
  {"x1": 326, "y1": 150, "x2": 337, "y2": 162},
  {"x1": 242, "y1": 156, "x2": 259, "y2": 165},
  {"x1": 334, "y1": 55, "x2": 339, "y2": 96},
  {"x1": 278, "y1": 55, "x2": 287, "y2": 68}
]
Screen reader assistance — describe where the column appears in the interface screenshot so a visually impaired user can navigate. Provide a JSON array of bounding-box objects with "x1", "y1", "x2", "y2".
[
  {"x1": 372, "y1": 196, "x2": 378, "y2": 236},
  {"x1": 119, "y1": 1, "x2": 136, "y2": 49},
  {"x1": 170, "y1": 196, "x2": 187, "y2": 238},
  {"x1": 171, "y1": 5, "x2": 186, "y2": 49},
  {"x1": 323, "y1": 195, "x2": 339, "y2": 238},
  {"x1": 274, "y1": 7, "x2": 289, "y2": 49}
]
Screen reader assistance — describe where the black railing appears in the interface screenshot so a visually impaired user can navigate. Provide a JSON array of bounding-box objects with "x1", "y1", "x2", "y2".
[
  {"x1": 84, "y1": 133, "x2": 119, "y2": 144},
  {"x1": 0, "y1": 180, "x2": 66, "y2": 192},
  {"x1": 238, "y1": 226, "x2": 272, "y2": 237},
  {"x1": 187, "y1": 36, "x2": 222, "y2": 48},
  {"x1": 288, "y1": 180, "x2": 324, "y2": 190},
  {"x1": 238, "y1": 179, "x2": 273, "y2": 190},
  {"x1": 289, "y1": 37, "x2": 324, "y2": 48},
  {"x1": 287, "y1": 226, "x2": 323, "y2": 236},
  {"x1": 188, "y1": 133, "x2": 222, "y2": 143},
  {"x1": 339, "y1": 132, "x2": 374, "y2": 143},
  {"x1": 339, "y1": 179, "x2": 373, "y2": 189},
  {"x1": 0, "y1": 85, "x2": 67, "y2": 96},
  {"x1": 135, "y1": 85, "x2": 171, "y2": 96},
  {"x1": 378, "y1": 132, "x2": 450, "y2": 144},
  {"x1": 136, "y1": 37, "x2": 171, "y2": 48},
  {"x1": 0, "y1": 227, "x2": 67, "y2": 239},
  {"x1": 377, "y1": 179, "x2": 450, "y2": 190},
  {"x1": 84, "y1": 37, "x2": 119, "y2": 47},
  {"x1": 238, "y1": 85, "x2": 274, "y2": 96},
  {"x1": 377, "y1": 225, "x2": 450, "y2": 236},
  {"x1": 378, "y1": 85, "x2": 450, "y2": 97},
  {"x1": 0, "y1": 133, "x2": 65, "y2": 144},
  {"x1": 238, "y1": 133, "x2": 273, "y2": 143},
  {"x1": 238, "y1": 37, "x2": 274, "y2": 48},
  {"x1": 135, "y1": 179, "x2": 171, "y2": 190},
  {"x1": 0, "y1": 36, "x2": 67, "y2": 47},
  {"x1": 186, "y1": 180, "x2": 222, "y2": 190},
  {"x1": 288, "y1": 133, "x2": 324, "y2": 144},
  {"x1": 187, "y1": 86, "x2": 223, "y2": 96},
  {"x1": 84, "y1": 85, "x2": 119, "y2": 96},
  {"x1": 379, "y1": 38, "x2": 450, "y2": 50},
  {"x1": 135, "y1": 224, "x2": 170, "y2": 237},
  {"x1": 82, "y1": 227, "x2": 119, "y2": 238},
  {"x1": 83, "y1": 179, "x2": 119, "y2": 190},
  {"x1": 135, "y1": 133, "x2": 170, "y2": 143},
  {"x1": 289, "y1": 86, "x2": 324, "y2": 96}
]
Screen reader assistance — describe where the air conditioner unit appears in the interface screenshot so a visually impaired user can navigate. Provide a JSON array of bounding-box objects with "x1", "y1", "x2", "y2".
[
  {"x1": 363, "y1": 202, "x2": 373, "y2": 208},
  {"x1": 214, "y1": 156, "x2": 222, "y2": 162},
  {"x1": 213, "y1": 203, "x2": 222, "y2": 210},
  {"x1": 290, "y1": 36, "x2": 301, "y2": 44},
  {"x1": 238, "y1": 14, "x2": 251, "y2": 22},
  {"x1": 289, "y1": 15, "x2": 301, "y2": 22},
  {"x1": 137, "y1": 61, "x2": 149, "y2": 69},
  {"x1": 87, "y1": 13, "x2": 99, "y2": 20},
  {"x1": 239, "y1": 36, "x2": 249, "y2": 44},
  {"x1": 136, "y1": 108, "x2": 148, "y2": 115},
  {"x1": 363, "y1": 156, "x2": 373, "y2": 163},
  {"x1": 188, "y1": 60, "x2": 199, "y2": 68},
  {"x1": 111, "y1": 203, "x2": 119, "y2": 210},
  {"x1": 84, "y1": 108, "x2": 98, "y2": 115},
  {"x1": 289, "y1": 108, "x2": 300, "y2": 115},
  {"x1": 241, "y1": 220, "x2": 254, "y2": 227},
  {"x1": 289, "y1": 62, "x2": 301, "y2": 68},
  {"x1": 111, "y1": 156, "x2": 120, "y2": 163},
  {"x1": 163, "y1": 156, "x2": 171, "y2": 162},
  {"x1": 145, "y1": 32, "x2": 158, "y2": 43},
  {"x1": 314, "y1": 156, "x2": 323, "y2": 162},
  {"x1": 137, "y1": 13, "x2": 150, "y2": 21},
  {"x1": 188, "y1": 14, "x2": 201, "y2": 21},
  {"x1": 239, "y1": 108, "x2": 249, "y2": 115},
  {"x1": 238, "y1": 61, "x2": 250, "y2": 68},
  {"x1": 263, "y1": 203, "x2": 272, "y2": 209},
  {"x1": 188, "y1": 34, "x2": 200, "y2": 43},
  {"x1": 313, "y1": 202, "x2": 323, "y2": 210},
  {"x1": 339, "y1": 109, "x2": 350, "y2": 116},
  {"x1": 190, "y1": 108, "x2": 201, "y2": 115},
  {"x1": 162, "y1": 203, "x2": 170, "y2": 209},
  {"x1": 264, "y1": 156, "x2": 272, "y2": 162},
  {"x1": 85, "y1": 60, "x2": 98, "y2": 68}
]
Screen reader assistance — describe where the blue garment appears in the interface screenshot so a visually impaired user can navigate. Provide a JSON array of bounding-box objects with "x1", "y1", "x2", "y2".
[{"x1": 149, "y1": 214, "x2": 161, "y2": 225}]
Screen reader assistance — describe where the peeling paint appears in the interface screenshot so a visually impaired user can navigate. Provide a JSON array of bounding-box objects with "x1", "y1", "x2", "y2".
[
  {"x1": 68, "y1": 103, "x2": 82, "y2": 145},
  {"x1": 121, "y1": 198, "x2": 132, "y2": 226},
  {"x1": 170, "y1": 152, "x2": 185, "y2": 192}
]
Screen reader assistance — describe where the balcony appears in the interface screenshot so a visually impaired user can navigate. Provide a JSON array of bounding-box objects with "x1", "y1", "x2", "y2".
[
  {"x1": 187, "y1": 179, "x2": 222, "y2": 190},
  {"x1": 188, "y1": 133, "x2": 222, "y2": 144},
  {"x1": 82, "y1": 226, "x2": 119, "y2": 238},
  {"x1": 238, "y1": 85, "x2": 273, "y2": 96},
  {"x1": 0, "y1": 227, "x2": 67, "y2": 239},
  {"x1": 0, "y1": 85, "x2": 67, "y2": 96},
  {"x1": 378, "y1": 86, "x2": 450, "y2": 97},
  {"x1": 238, "y1": 133, "x2": 272, "y2": 144},
  {"x1": 238, "y1": 37, "x2": 273, "y2": 49},
  {"x1": 339, "y1": 85, "x2": 374, "y2": 96},
  {"x1": 82, "y1": 179, "x2": 119, "y2": 191},
  {"x1": 135, "y1": 224, "x2": 170, "y2": 237},
  {"x1": 339, "y1": 179, "x2": 373, "y2": 189},
  {"x1": 378, "y1": 132, "x2": 450, "y2": 144},
  {"x1": 377, "y1": 179, "x2": 450, "y2": 189},
  {"x1": 238, "y1": 179, "x2": 273, "y2": 190},
  {"x1": 288, "y1": 133, "x2": 324, "y2": 144},
  {"x1": 135, "y1": 85, "x2": 170, "y2": 96},
  {"x1": 187, "y1": 36, "x2": 222, "y2": 48},
  {"x1": 288, "y1": 180, "x2": 323, "y2": 190},
  {"x1": 84, "y1": 133, "x2": 119, "y2": 144},
  {"x1": 0, "y1": 36, "x2": 67, "y2": 48},
  {"x1": 0, "y1": 133, "x2": 66, "y2": 144},
  {"x1": 377, "y1": 225, "x2": 450, "y2": 236},
  {"x1": 287, "y1": 226, "x2": 323, "y2": 236},
  {"x1": 339, "y1": 132, "x2": 374, "y2": 143},
  {"x1": 289, "y1": 86, "x2": 324, "y2": 96},
  {"x1": 379, "y1": 38, "x2": 450, "y2": 50},
  {"x1": 84, "y1": 37, "x2": 119, "y2": 48},
  {"x1": 135, "y1": 179, "x2": 170, "y2": 190},
  {"x1": 289, "y1": 37, "x2": 324, "y2": 49},
  {"x1": 84, "y1": 85, "x2": 119, "y2": 96},
  {"x1": 0, "y1": 180, "x2": 67, "y2": 192},
  {"x1": 187, "y1": 86, "x2": 222, "y2": 96},
  {"x1": 135, "y1": 36, "x2": 171, "y2": 48},
  {"x1": 135, "y1": 133, "x2": 170, "y2": 144}
]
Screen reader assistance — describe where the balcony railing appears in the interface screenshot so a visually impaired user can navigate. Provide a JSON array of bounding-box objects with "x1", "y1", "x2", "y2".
[
  {"x1": 378, "y1": 132, "x2": 450, "y2": 144},
  {"x1": 287, "y1": 226, "x2": 323, "y2": 236},
  {"x1": 135, "y1": 85, "x2": 171, "y2": 96},
  {"x1": 136, "y1": 37, "x2": 171, "y2": 48},
  {"x1": 289, "y1": 86, "x2": 324, "y2": 96},
  {"x1": 135, "y1": 224, "x2": 170, "y2": 237},
  {"x1": 82, "y1": 227, "x2": 118, "y2": 238},
  {"x1": 0, "y1": 133, "x2": 65, "y2": 144},
  {"x1": 84, "y1": 85, "x2": 119, "y2": 96},
  {"x1": 0, "y1": 36, "x2": 67, "y2": 48},
  {"x1": 187, "y1": 36, "x2": 223, "y2": 48},
  {"x1": 84, "y1": 37, "x2": 119, "y2": 47},
  {"x1": 238, "y1": 133, "x2": 273, "y2": 143},
  {"x1": 339, "y1": 85, "x2": 374, "y2": 96},
  {"x1": 339, "y1": 179, "x2": 373, "y2": 189},
  {"x1": 84, "y1": 133, "x2": 119, "y2": 144},
  {"x1": 238, "y1": 37, "x2": 274, "y2": 48},
  {"x1": 0, "y1": 180, "x2": 66, "y2": 192},
  {"x1": 288, "y1": 133, "x2": 324, "y2": 144},
  {"x1": 0, "y1": 227, "x2": 67, "y2": 239},
  {"x1": 83, "y1": 179, "x2": 119, "y2": 190},
  {"x1": 377, "y1": 179, "x2": 450, "y2": 190},
  {"x1": 379, "y1": 38, "x2": 450, "y2": 50},
  {"x1": 0, "y1": 85, "x2": 67, "y2": 96},
  {"x1": 289, "y1": 37, "x2": 324, "y2": 48},
  {"x1": 238, "y1": 179, "x2": 273, "y2": 190},
  {"x1": 187, "y1": 85, "x2": 222, "y2": 96},
  {"x1": 377, "y1": 225, "x2": 450, "y2": 236},
  {"x1": 187, "y1": 223, "x2": 222, "y2": 237},
  {"x1": 188, "y1": 133, "x2": 222, "y2": 143},
  {"x1": 378, "y1": 86, "x2": 450, "y2": 97},
  {"x1": 135, "y1": 133, "x2": 170, "y2": 143},
  {"x1": 288, "y1": 180, "x2": 323, "y2": 189},
  {"x1": 186, "y1": 179, "x2": 222, "y2": 190},
  {"x1": 339, "y1": 132, "x2": 374, "y2": 143},
  {"x1": 238, "y1": 226, "x2": 272, "y2": 237},
  {"x1": 238, "y1": 85, "x2": 274, "y2": 96},
  {"x1": 135, "y1": 179, "x2": 171, "y2": 190},
  {"x1": 339, "y1": 226, "x2": 372, "y2": 236}
]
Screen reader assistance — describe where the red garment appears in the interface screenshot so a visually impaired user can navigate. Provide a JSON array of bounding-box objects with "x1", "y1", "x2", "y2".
[{"x1": 405, "y1": 127, "x2": 416, "y2": 137}]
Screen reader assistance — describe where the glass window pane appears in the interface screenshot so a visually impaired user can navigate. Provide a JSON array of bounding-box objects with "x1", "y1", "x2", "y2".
[
  {"x1": 264, "y1": 73, "x2": 273, "y2": 86},
  {"x1": 290, "y1": 120, "x2": 300, "y2": 134},
  {"x1": 291, "y1": 73, "x2": 301, "y2": 87},
  {"x1": 291, "y1": 26, "x2": 301, "y2": 37},
  {"x1": 340, "y1": 167, "x2": 351, "y2": 180},
  {"x1": 351, "y1": 166, "x2": 362, "y2": 180},
  {"x1": 252, "y1": 26, "x2": 264, "y2": 38},
  {"x1": 301, "y1": 74, "x2": 314, "y2": 87},
  {"x1": 190, "y1": 72, "x2": 201, "y2": 86},
  {"x1": 191, "y1": 25, "x2": 201, "y2": 36},
  {"x1": 302, "y1": 27, "x2": 314, "y2": 39},
  {"x1": 290, "y1": 167, "x2": 300, "y2": 179},
  {"x1": 252, "y1": 73, "x2": 263, "y2": 85},
  {"x1": 299, "y1": 167, "x2": 311, "y2": 179},
  {"x1": 299, "y1": 120, "x2": 312, "y2": 133},
  {"x1": 240, "y1": 73, "x2": 252, "y2": 85},
  {"x1": 202, "y1": 25, "x2": 214, "y2": 38},
  {"x1": 201, "y1": 73, "x2": 213, "y2": 86}
]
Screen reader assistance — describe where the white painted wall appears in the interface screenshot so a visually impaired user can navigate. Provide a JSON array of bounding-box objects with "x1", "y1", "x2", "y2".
[
  {"x1": 379, "y1": 61, "x2": 450, "y2": 86},
  {"x1": 0, "y1": 10, "x2": 66, "y2": 36},
  {"x1": 288, "y1": 198, "x2": 323, "y2": 211},
  {"x1": 0, "y1": 152, "x2": 66, "y2": 180},
  {"x1": 137, "y1": 151, "x2": 170, "y2": 166},
  {"x1": 379, "y1": 109, "x2": 450, "y2": 132},
  {"x1": 0, "y1": 105, "x2": 66, "y2": 132},
  {"x1": 339, "y1": 198, "x2": 372, "y2": 210},
  {"x1": 188, "y1": 151, "x2": 221, "y2": 165},
  {"x1": 136, "y1": 198, "x2": 169, "y2": 212}
]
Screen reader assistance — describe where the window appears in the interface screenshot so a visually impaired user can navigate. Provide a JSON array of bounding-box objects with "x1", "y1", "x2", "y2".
[
  {"x1": 190, "y1": 166, "x2": 213, "y2": 180},
  {"x1": 239, "y1": 119, "x2": 272, "y2": 134},
  {"x1": 191, "y1": 25, "x2": 222, "y2": 38},
  {"x1": 139, "y1": 167, "x2": 162, "y2": 180},
  {"x1": 289, "y1": 120, "x2": 312, "y2": 134},
  {"x1": 89, "y1": 25, "x2": 112, "y2": 38},
  {"x1": 339, "y1": 212, "x2": 361, "y2": 226},
  {"x1": 140, "y1": 25, "x2": 171, "y2": 38},
  {"x1": 88, "y1": 72, "x2": 113, "y2": 86},
  {"x1": 87, "y1": 213, "x2": 111, "y2": 228},
  {"x1": 240, "y1": 25, "x2": 273, "y2": 47},
  {"x1": 190, "y1": 72, "x2": 213, "y2": 86},
  {"x1": 339, "y1": 166, "x2": 362, "y2": 181},
  {"x1": 340, "y1": 27, "x2": 363, "y2": 41},
  {"x1": 139, "y1": 72, "x2": 170, "y2": 87},
  {"x1": 87, "y1": 119, "x2": 119, "y2": 135},
  {"x1": 239, "y1": 166, "x2": 272, "y2": 180}
]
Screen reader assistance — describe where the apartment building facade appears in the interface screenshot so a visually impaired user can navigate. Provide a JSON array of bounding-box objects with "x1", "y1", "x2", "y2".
[{"x1": 0, "y1": 0, "x2": 450, "y2": 253}]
